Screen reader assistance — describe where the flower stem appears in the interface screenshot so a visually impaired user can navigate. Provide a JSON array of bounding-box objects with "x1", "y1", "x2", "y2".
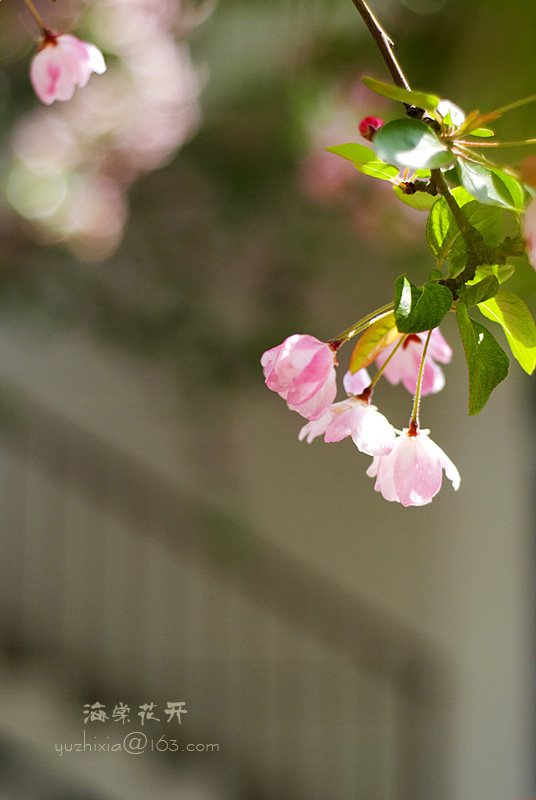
[
  {"x1": 453, "y1": 138, "x2": 536, "y2": 148},
  {"x1": 431, "y1": 169, "x2": 476, "y2": 241},
  {"x1": 330, "y1": 302, "x2": 394, "y2": 348},
  {"x1": 22, "y1": 0, "x2": 48, "y2": 34},
  {"x1": 408, "y1": 329, "x2": 432, "y2": 434},
  {"x1": 494, "y1": 92, "x2": 536, "y2": 115},
  {"x1": 363, "y1": 333, "x2": 406, "y2": 397}
]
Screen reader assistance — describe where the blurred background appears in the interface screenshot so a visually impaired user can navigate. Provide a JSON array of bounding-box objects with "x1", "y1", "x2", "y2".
[{"x1": 0, "y1": 0, "x2": 534, "y2": 798}]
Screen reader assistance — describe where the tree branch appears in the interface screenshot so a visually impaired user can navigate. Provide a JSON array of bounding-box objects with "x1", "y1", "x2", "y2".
[
  {"x1": 349, "y1": 0, "x2": 483, "y2": 280},
  {"x1": 349, "y1": 0, "x2": 410, "y2": 90}
]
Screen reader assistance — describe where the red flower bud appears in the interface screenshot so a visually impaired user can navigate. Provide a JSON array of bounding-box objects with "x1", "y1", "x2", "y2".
[{"x1": 358, "y1": 116, "x2": 384, "y2": 141}]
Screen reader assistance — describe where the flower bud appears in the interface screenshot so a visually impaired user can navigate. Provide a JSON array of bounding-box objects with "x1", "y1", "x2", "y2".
[{"x1": 358, "y1": 116, "x2": 384, "y2": 142}]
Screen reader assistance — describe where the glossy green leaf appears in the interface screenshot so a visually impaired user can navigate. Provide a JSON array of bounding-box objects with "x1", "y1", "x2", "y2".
[
  {"x1": 361, "y1": 76, "x2": 440, "y2": 112},
  {"x1": 457, "y1": 275, "x2": 499, "y2": 307},
  {"x1": 393, "y1": 185, "x2": 436, "y2": 210},
  {"x1": 456, "y1": 302, "x2": 509, "y2": 415},
  {"x1": 478, "y1": 290, "x2": 536, "y2": 374},
  {"x1": 457, "y1": 160, "x2": 525, "y2": 209},
  {"x1": 354, "y1": 161, "x2": 399, "y2": 180},
  {"x1": 374, "y1": 119, "x2": 454, "y2": 170},
  {"x1": 325, "y1": 143, "x2": 376, "y2": 163},
  {"x1": 394, "y1": 275, "x2": 453, "y2": 334},
  {"x1": 349, "y1": 312, "x2": 399, "y2": 372}
]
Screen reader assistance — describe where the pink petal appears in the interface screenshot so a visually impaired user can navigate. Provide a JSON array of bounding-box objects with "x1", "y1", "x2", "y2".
[
  {"x1": 288, "y1": 367, "x2": 337, "y2": 419},
  {"x1": 343, "y1": 368, "x2": 371, "y2": 396},
  {"x1": 298, "y1": 409, "x2": 331, "y2": 443},
  {"x1": 351, "y1": 405, "x2": 395, "y2": 456},
  {"x1": 393, "y1": 436, "x2": 442, "y2": 506}
]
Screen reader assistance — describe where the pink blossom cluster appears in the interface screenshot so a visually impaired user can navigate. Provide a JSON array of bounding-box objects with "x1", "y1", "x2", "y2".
[
  {"x1": 11, "y1": 0, "x2": 205, "y2": 259},
  {"x1": 261, "y1": 330, "x2": 459, "y2": 506}
]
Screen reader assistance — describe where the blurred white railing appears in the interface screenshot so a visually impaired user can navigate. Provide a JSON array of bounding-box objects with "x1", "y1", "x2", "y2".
[{"x1": 0, "y1": 386, "x2": 453, "y2": 800}]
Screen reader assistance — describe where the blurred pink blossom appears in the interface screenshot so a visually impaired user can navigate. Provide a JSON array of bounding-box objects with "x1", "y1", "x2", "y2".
[
  {"x1": 523, "y1": 198, "x2": 536, "y2": 269},
  {"x1": 11, "y1": 0, "x2": 204, "y2": 258},
  {"x1": 30, "y1": 33, "x2": 106, "y2": 105},
  {"x1": 261, "y1": 334, "x2": 337, "y2": 420},
  {"x1": 375, "y1": 328, "x2": 452, "y2": 396},
  {"x1": 366, "y1": 428, "x2": 460, "y2": 506}
]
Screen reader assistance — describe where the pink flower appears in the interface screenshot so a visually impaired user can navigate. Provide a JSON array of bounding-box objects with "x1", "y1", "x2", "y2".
[
  {"x1": 30, "y1": 33, "x2": 106, "y2": 105},
  {"x1": 375, "y1": 328, "x2": 452, "y2": 396},
  {"x1": 298, "y1": 396, "x2": 395, "y2": 455},
  {"x1": 298, "y1": 367, "x2": 395, "y2": 455},
  {"x1": 358, "y1": 116, "x2": 384, "y2": 142},
  {"x1": 366, "y1": 428, "x2": 460, "y2": 506},
  {"x1": 261, "y1": 334, "x2": 337, "y2": 420},
  {"x1": 523, "y1": 198, "x2": 536, "y2": 269}
]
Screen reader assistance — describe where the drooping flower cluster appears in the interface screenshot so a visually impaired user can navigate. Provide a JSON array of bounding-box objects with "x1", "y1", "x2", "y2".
[{"x1": 261, "y1": 326, "x2": 460, "y2": 507}]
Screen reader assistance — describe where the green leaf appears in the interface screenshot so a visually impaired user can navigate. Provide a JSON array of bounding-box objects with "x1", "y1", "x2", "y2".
[
  {"x1": 456, "y1": 110, "x2": 501, "y2": 137},
  {"x1": 469, "y1": 128, "x2": 495, "y2": 138},
  {"x1": 354, "y1": 161, "x2": 399, "y2": 180},
  {"x1": 429, "y1": 268, "x2": 443, "y2": 281},
  {"x1": 394, "y1": 275, "x2": 453, "y2": 334},
  {"x1": 361, "y1": 76, "x2": 440, "y2": 112},
  {"x1": 447, "y1": 253, "x2": 467, "y2": 279},
  {"x1": 457, "y1": 160, "x2": 525, "y2": 209},
  {"x1": 426, "y1": 187, "x2": 501, "y2": 263},
  {"x1": 325, "y1": 143, "x2": 399, "y2": 181},
  {"x1": 477, "y1": 290, "x2": 536, "y2": 374},
  {"x1": 490, "y1": 168, "x2": 525, "y2": 211},
  {"x1": 446, "y1": 202, "x2": 502, "y2": 272},
  {"x1": 415, "y1": 169, "x2": 431, "y2": 178},
  {"x1": 374, "y1": 119, "x2": 454, "y2": 170},
  {"x1": 456, "y1": 302, "x2": 509, "y2": 415},
  {"x1": 457, "y1": 275, "x2": 499, "y2": 307},
  {"x1": 325, "y1": 143, "x2": 376, "y2": 163},
  {"x1": 349, "y1": 312, "x2": 399, "y2": 372},
  {"x1": 469, "y1": 263, "x2": 515, "y2": 285},
  {"x1": 393, "y1": 185, "x2": 436, "y2": 210}
]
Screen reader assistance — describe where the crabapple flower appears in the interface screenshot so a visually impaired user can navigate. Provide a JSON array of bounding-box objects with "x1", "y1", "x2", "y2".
[
  {"x1": 299, "y1": 368, "x2": 394, "y2": 455},
  {"x1": 299, "y1": 395, "x2": 395, "y2": 455},
  {"x1": 261, "y1": 334, "x2": 337, "y2": 420},
  {"x1": 366, "y1": 428, "x2": 460, "y2": 507},
  {"x1": 358, "y1": 116, "x2": 384, "y2": 141},
  {"x1": 376, "y1": 328, "x2": 452, "y2": 396},
  {"x1": 30, "y1": 33, "x2": 106, "y2": 105},
  {"x1": 523, "y1": 198, "x2": 536, "y2": 269}
]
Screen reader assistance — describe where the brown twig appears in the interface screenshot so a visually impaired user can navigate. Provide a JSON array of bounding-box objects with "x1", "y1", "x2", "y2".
[
  {"x1": 349, "y1": 0, "x2": 482, "y2": 270},
  {"x1": 349, "y1": 0, "x2": 409, "y2": 90}
]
